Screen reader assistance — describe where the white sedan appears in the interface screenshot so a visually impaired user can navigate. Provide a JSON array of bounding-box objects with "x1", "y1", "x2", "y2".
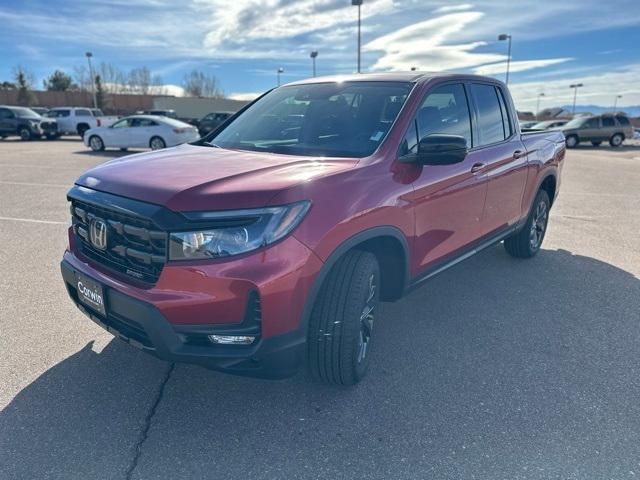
[{"x1": 84, "y1": 115, "x2": 200, "y2": 151}]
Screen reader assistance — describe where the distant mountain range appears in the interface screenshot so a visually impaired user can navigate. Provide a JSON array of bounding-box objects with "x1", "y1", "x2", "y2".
[{"x1": 559, "y1": 104, "x2": 640, "y2": 117}]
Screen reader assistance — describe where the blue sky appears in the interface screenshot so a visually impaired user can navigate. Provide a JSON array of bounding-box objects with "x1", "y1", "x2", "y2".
[{"x1": 1, "y1": 0, "x2": 639, "y2": 111}]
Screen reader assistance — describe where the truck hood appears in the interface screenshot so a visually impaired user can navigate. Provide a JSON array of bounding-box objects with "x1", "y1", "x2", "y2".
[{"x1": 76, "y1": 144, "x2": 357, "y2": 211}]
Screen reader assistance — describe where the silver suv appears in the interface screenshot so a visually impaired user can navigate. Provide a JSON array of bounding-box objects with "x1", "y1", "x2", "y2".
[{"x1": 561, "y1": 114, "x2": 634, "y2": 148}]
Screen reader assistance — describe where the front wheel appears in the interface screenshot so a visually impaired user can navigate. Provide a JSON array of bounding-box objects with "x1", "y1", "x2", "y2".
[
  {"x1": 77, "y1": 125, "x2": 89, "y2": 139},
  {"x1": 88, "y1": 135, "x2": 105, "y2": 151},
  {"x1": 565, "y1": 135, "x2": 578, "y2": 148},
  {"x1": 609, "y1": 133, "x2": 623, "y2": 147},
  {"x1": 149, "y1": 136, "x2": 166, "y2": 150},
  {"x1": 18, "y1": 127, "x2": 32, "y2": 141},
  {"x1": 504, "y1": 190, "x2": 550, "y2": 259},
  {"x1": 307, "y1": 250, "x2": 380, "y2": 385}
]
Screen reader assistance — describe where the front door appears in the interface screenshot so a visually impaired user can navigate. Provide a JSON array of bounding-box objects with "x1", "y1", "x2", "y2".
[{"x1": 400, "y1": 83, "x2": 488, "y2": 275}]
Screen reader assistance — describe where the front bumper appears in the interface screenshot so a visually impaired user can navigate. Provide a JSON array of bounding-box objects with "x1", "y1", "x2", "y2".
[{"x1": 61, "y1": 259, "x2": 306, "y2": 378}]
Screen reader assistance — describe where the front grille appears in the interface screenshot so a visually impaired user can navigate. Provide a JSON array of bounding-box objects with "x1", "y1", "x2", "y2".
[
  {"x1": 71, "y1": 199, "x2": 167, "y2": 284},
  {"x1": 40, "y1": 121, "x2": 57, "y2": 132}
]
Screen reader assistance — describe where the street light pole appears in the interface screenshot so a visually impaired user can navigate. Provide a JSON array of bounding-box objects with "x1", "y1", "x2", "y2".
[
  {"x1": 497, "y1": 34, "x2": 512, "y2": 84},
  {"x1": 536, "y1": 93, "x2": 545, "y2": 118},
  {"x1": 613, "y1": 94, "x2": 622, "y2": 112},
  {"x1": 352, "y1": 0, "x2": 363, "y2": 73},
  {"x1": 310, "y1": 51, "x2": 318, "y2": 77},
  {"x1": 85, "y1": 51, "x2": 97, "y2": 109},
  {"x1": 277, "y1": 67, "x2": 284, "y2": 87},
  {"x1": 569, "y1": 83, "x2": 583, "y2": 115}
]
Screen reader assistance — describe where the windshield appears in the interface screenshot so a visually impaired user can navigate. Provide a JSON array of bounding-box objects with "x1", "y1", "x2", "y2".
[
  {"x1": 10, "y1": 107, "x2": 41, "y2": 119},
  {"x1": 207, "y1": 81, "x2": 413, "y2": 158},
  {"x1": 564, "y1": 118, "x2": 588, "y2": 128}
]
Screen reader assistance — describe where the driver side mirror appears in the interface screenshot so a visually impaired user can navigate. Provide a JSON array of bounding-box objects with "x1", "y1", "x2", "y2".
[{"x1": 415, "y1": 134, "x2": 468, "y2": 165}]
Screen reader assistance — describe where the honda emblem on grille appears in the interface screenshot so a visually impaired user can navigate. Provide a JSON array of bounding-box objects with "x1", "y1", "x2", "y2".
[{"x1": 89, "y1": 218, "x2": 108, "y2": 250}]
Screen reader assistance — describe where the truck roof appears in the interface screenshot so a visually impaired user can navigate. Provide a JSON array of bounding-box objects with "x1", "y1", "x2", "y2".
[{"x1": 285, "y1": 71, "x2": 506, "y2": 86}]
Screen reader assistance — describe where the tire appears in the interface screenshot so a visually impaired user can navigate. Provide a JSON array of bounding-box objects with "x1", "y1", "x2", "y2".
[
  {"x1": 77, "y1": 124, "x2": 89, "y2": 139},
  {"x1": 591, "y1": 141, "x2": 602, "y2": 146},
  {"x1": 149, "y1": 136, "x2": 166, "y2": 150},
  {"x1": 565, "y1": 135, "x2": 578, "y2": 148},
  {"x1": 609, "y1": 133, "x2": 623, "y2": 147},
  {"x1": 88, "y1": 135, "x2": 105, "y2": 152},
  {"x1": 307, "y1": 250, "x2": 380, "y2": 385},
  {"x1": 18, "y1": 127, "x2": 32, "y2": 141},
  {"x1": 504, "y1": 190, "x2": 550, "y2": 259}
]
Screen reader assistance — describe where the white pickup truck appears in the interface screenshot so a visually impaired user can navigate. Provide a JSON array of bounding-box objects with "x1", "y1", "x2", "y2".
[{"x1": 45, "y1": 107, "x2": 118, "y2": 138}]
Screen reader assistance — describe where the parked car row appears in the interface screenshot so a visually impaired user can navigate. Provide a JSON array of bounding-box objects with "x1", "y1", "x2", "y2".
[{"x1": 0, "y1": 105, "x2": 58, "y2": 140}]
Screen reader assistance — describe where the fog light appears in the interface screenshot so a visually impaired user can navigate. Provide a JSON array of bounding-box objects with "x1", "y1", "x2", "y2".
[{"x1": 208, "y1": 335, "x2": 256, "y2": 345}]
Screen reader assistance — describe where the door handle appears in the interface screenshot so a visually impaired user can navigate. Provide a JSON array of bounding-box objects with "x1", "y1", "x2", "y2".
[
  {"x1": 513, "y1": 150, "x2": 526, "y2": 159},
  {"x1": 470, "y1": 162, "x2": 486, "y2": 173}
]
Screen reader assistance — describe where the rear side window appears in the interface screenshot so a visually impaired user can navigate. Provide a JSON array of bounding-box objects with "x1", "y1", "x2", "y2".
[
  {"x1": 616, "y1": 116, "x2": 630, "y2": 126},
  {"x1": 76, "y1": 109, "x2": 91, "y2": 116},
  {"x1": 602, "y1": 117, "x2": 615, "y2": 127},
  {"x1": 49, "y1": 109, "x2": 70, "y2": 117},
  {"x1": 469, "y1": 83, "x2": 505, "y2": 146},
  {"x1": 0, "y1": 108, "x2": 13, "y2": 119},
  {"x1": 496, "y1": 88, "x2": 512, "y2": 138}
]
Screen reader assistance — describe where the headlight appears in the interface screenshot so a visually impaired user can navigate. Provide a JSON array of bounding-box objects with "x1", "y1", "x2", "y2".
[{"x1": 169, "y1": 201, "x2": 310, "y2": 261}]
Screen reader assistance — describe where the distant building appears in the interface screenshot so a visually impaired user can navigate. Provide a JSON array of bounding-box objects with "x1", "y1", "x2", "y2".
[{"x1": 153, "y1": 96, "x2": 252, "y2": 121}]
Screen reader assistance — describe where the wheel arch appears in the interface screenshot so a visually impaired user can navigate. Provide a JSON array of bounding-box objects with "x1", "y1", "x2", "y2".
[
  {"x1": 299, "y1": 226, "x2": 410, "y2": 334},
  {"x1": 538, "y1": 173, "x2": 557, "y2": 206}
]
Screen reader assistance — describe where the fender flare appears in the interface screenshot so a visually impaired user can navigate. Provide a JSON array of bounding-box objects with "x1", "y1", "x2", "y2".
[{"x1": 298, "y1": 226, "x2": 410, "y2": 337}]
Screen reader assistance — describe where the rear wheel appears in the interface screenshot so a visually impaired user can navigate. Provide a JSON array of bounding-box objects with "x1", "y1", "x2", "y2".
[
  {"x1": 149, "y1": 136, "x2": 166, "y2": 150},
  {"x1": 88, "y1": 135, "x2": 104, "y2": 151},
  {"x1": 504, "y1": 190, "x2": 550, "y2": 259},
  {"x1": 591, "y1": 141, "x2": 602, "y2": 146},
  {"x1": 18, "y1": 127, "x2": 32, "y2": 141},
  {"x1": 307, "y1": 250, "x2": 380, "y2": 385},
  {"x1": 77, "y1": 124, "x2": 89, "y2": 139},
  {"x1": 565, "y1": 135, "x2": 578, "y2": 148},
  {"x1": 609, "y1": 133, "x2": 623, "y2": 147}
]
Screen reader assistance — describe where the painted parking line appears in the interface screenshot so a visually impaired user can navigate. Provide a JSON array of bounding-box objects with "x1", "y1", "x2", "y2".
[
  {"x1": 0, "y1": 216, "x2": 66, "y2": 225},
  {"x1": 0, "y1": 181, "x2": 69, "y2": 188}
]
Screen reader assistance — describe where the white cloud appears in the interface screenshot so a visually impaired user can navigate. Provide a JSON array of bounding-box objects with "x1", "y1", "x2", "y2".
[
  {"x1": 229, "y1": 92, "x2": 263, "y2": 101},
  {"x1": 473, "y1": 58, "x2": 573, "y2": 75},
  {"x1": 509, "y1": 64, "x2": 640, "y2": 111},
  {"x1": 364, "y1": 12, "x2": 506, "y2": 71},
  {"x1": 433, "y1": 4, "x2": 473, "y2": 13}
]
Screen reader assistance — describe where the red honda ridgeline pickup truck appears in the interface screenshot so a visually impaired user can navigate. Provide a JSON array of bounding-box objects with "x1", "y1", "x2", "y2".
[{"x1": 61, "y1": 73, "x2": 565, "y2": 385}]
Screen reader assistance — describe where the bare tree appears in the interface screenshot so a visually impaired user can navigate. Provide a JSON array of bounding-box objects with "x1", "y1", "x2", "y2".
[
  {"x1": 73, "y1": 65, "x2": 91, "y2": 91},
  {"x1": 182, "y1": 70, "x2": 222, "y2": 98},
  {"x1": 150, "y1": 74, "x2": 168, "y2": 96},
  {"x1": 128, "y1": 67, "x2": 151, "y2": 95}
]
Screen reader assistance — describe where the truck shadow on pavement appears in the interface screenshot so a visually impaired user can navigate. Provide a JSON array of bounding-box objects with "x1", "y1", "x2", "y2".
[{"x1": 2, "y1": 247, "x2": 640, "y2": 479}]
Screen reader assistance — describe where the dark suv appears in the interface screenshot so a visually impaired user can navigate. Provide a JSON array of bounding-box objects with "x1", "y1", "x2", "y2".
[
  {"x1": 198, "y1": 111, "x2": 233, "y2": 136},
  {"x1": 0, "y1": 105, "x2": 58, "y2": 140},
  {"x1": 561, "y1": 114, "x2": 634, "y2": 148}
]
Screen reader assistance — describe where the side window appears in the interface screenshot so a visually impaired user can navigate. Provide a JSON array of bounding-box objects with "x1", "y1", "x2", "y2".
[
  {"x1": 616, "y1": 116, "x2": 630, "y2": 126},
  {"x1": 496, "y1": 87, "x2": 512, "y2": 138},
  {"x1": 138, "y1": 119, "x2": 157, "y2": 127},
  {"x1": 398, "y1": 83, "x2": 472, "y2": 156},
  {"x1": 0, "y1": 108, "x2": 13, "y2": 119},
  {"x1": 76, "y1": 109, "x2": 91, "y2": 117},
  {"x1": 602, "y1": 117, "x2": 615, "y2": 127},
  {"x1": 112, "y1": 119, "x2": 130, "y2": 128},
  {"x1": 584, "y1": 118, "x2": 599, "y2": 128},
  {"x1": 469, "y1": 83, "x2": 505, "y2": 146},
  {"x1": 54, "y1": 110, "x2": 70, "y2": 117}
]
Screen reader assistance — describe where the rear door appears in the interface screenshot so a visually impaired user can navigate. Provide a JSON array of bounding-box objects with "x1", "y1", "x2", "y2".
[
  {"x1": 0, "y1": 108, "x2": 16, "y2": 134},
  {"x1": 467, "y1": 82, "x2": 528, "y2": 236},
  {"x1": 601, "y1": 116, "x2": 616, "y2": 140}
]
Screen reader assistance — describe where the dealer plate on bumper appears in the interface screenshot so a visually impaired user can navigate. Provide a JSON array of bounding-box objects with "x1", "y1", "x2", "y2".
[{"x1": 75, "y1": 272, "x2": 106, "y2": 316}]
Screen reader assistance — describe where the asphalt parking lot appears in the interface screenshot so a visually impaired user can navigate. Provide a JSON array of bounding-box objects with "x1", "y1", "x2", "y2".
[{"x1": 1, "y1": 137, "x2": 639, "y2": 480}]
